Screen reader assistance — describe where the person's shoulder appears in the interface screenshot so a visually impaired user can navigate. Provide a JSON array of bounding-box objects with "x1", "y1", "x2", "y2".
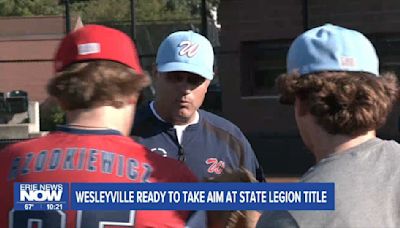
[
  {"x1": 257, "y1": 211, "x2": 300, "y2": 228},
  {"x1": 199, "y1": 109, "x2": 246, "y2": 138},
  {"x1": 1, "y1": 134, "x2": 55, "y2": 153},
  {"x1": 200, "y1": 109, "x2": 233, "y2": 125},
  {"x1": 301, "y1": 138, "x2": 400, "y2": 182},
  {"x1": 355, "y1": 138, "x2": 400, "y2": 160},
  {"x1": 374, "y1": 139, "x2": 400, "y2": 162},
  {"x1": 380, "y1": 139, "x2": 400, "y2": 151}
]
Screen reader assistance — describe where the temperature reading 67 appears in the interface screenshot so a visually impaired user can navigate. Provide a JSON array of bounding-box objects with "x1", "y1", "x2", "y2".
[{"x1": 24, "y1": 204, "x2": 34, "y2": 210}]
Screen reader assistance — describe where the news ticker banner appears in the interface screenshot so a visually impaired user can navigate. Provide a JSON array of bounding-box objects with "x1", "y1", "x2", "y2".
[
  {"x1": 14, "y1": 182, "x2": 334, "y2": 211},
  {"x1": 14, "y1": 183, "x2": 69, "y2": 211}
]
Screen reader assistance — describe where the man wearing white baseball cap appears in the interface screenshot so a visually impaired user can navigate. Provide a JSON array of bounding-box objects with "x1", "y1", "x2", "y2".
[
  {"x1": 132, "y1": 31, "x2": 265, "y2": 226},
  {"x1": 257, "y1": 24, "x2": 400, "y2": 227}
]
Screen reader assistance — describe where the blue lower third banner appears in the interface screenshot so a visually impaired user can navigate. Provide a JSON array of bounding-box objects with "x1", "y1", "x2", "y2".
[
  {"x1": 14, "y1": 183, "x2": 69, "y2": 210},
  {"x1": 71, "y1": 183, "x2": 334, "y2": 211}
]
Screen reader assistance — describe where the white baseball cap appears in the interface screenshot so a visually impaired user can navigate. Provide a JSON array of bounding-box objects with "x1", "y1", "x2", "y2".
[{"x1": 156, "y1": 31, "x2": 214, "y2": 80}]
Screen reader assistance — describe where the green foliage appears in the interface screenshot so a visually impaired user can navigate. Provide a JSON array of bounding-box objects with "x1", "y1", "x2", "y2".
[
  {"x1": 75, "y1": 0, "x2": 204, "y2": 22},
  {"x1": 77, "y1": 0, "x2": 131, "y2": 22},
  {"x1": 40, "y1": 105, "x2": 66, "y2": 131},
  {"x1": 0, "y1": 0, "x2": 220, "y2": 22},
  {"x1": 0, "y1": 0, "x2": 63, "y2": 16},
  {"x1": 50, "y1": 106, "x2": 65, "y2": 125},
  {"x1": 137, "y1": 0, "x2": 192, "y2": 21}
]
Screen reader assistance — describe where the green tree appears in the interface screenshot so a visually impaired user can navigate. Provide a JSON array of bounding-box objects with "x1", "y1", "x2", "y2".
[
  {"x1": 77, "y1": 0, "x2": 131, "y2": 22},
  {"x1": 0, "y1": 0, "x2": 220, "y2": 22},
  {"x1": 0, "y1": 0, "x2": 63, "y2": 16}
]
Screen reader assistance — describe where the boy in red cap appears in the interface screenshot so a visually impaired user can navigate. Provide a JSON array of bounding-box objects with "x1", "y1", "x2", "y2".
[{"x1": 0, "y1": 25, "x2": 197, "y2": 228}]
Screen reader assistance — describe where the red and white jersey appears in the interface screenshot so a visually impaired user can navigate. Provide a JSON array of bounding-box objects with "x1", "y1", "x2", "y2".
[{"x1": 0, "y1": 127, "x2": 197, "y2": 228}]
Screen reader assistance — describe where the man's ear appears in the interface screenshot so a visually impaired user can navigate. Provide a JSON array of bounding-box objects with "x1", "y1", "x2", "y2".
[
  {"x1": 295, "y1": 97, "x2": 309, "y2": 117},
  {"x1": 204, "y1": 80, "x2": 211, "y2": 92},
  {"x1": 151, "y1": 63, "x2": 163, "y2": 86}
]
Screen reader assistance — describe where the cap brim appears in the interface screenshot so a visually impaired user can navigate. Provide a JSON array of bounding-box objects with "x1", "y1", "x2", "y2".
[{"x1": 157, "y1": 62, "x2": 213, "y2": 80}]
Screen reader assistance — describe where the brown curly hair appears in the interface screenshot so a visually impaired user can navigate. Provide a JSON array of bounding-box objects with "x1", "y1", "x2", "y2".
[
  {"x1": 47, "y1": 60, "x2": 151, "y2": 110},
  {"x1": 277, "y1": 71, "x2": 399, "y2": 136}
]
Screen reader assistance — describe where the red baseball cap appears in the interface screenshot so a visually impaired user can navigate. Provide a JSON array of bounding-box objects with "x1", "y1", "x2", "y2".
[{"x1": 54, "y1": 24, "x2": 143, "y2": 74}]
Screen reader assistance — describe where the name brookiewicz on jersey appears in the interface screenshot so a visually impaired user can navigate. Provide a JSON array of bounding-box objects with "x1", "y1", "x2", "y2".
[{"x1": 8, "y1": 148, "x2": 153, "y2": 182}]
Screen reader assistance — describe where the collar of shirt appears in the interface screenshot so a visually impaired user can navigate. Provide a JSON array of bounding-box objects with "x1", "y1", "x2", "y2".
[
  {"x1": 56, "y1": 125, "x2": 123, "y2": 135},
  {"x1": 150, "y1": 101, "x2": 200, "y2": 144}
]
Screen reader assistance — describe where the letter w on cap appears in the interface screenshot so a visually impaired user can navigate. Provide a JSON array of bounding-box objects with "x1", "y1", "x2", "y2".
[{"x1": 179, "y1": 41, "x2": 199, "y2": 58}]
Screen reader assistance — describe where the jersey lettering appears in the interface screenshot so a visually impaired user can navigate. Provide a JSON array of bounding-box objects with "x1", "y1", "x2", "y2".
[
  {"x1": 34, "y1": 151, "x2": 47, "y2": 172},
  {"x1": 102, "y1": 151, "x2": 115, "y2": 174},
  {"x1": 63, "y1": 148, "x2": 77, "y2": 170},
  {"x1": 127, "y1": 158, "x2": 139, "y2": 180},
  {"x1": 49, "y1": 149, "x2": 62, "y2": 170},
  {"x1": 117, "y1": 154, "x2": 124, "y2": 177},
  {"x1": 22, "y1": 153, "x2": 33, "y2": 175},
  {"x1": 8, "y1": 148, "x2": 154, "y2": 182},
  {"x1": 9, "y1": 157, "x2": 20, "y2": 180},
  {"x1": 77, "y1": 148, "x2": 86, "y2": 170},
  {"x1": 87, "y1": 149, "x2": 97, "y2": 172}
]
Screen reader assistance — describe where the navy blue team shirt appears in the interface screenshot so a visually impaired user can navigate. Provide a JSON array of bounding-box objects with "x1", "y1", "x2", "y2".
[{"x1": 131, "y1": 104, "x2": 265, "y2": 182}]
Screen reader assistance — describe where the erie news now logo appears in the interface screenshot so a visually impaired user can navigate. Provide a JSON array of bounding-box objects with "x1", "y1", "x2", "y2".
[{"x1": 14, "y1": 183, "x2": 69, "y2": 210}]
